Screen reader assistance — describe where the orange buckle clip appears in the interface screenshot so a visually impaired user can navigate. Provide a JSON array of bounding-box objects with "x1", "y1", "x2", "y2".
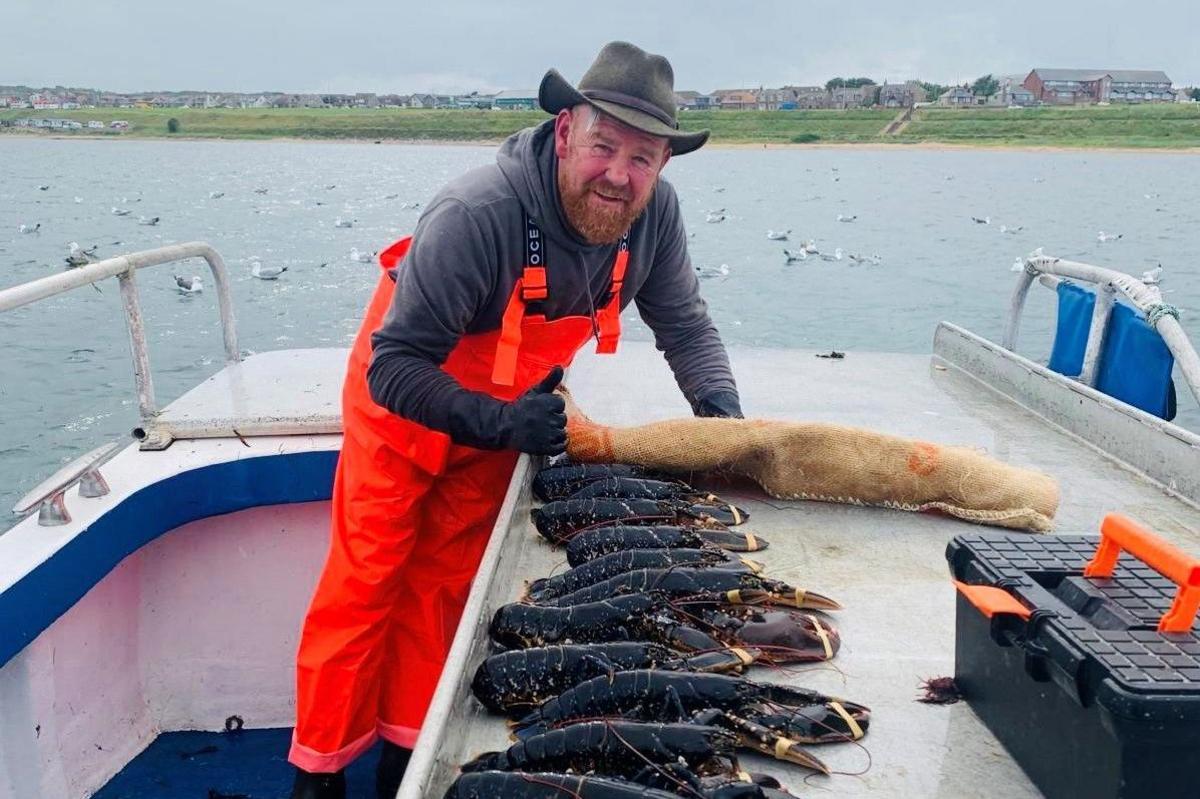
[
  {"x1": 521, "y1": 267, "x2": 548, "y2": 301},
  {"x1": 1084, "y1": 513, "x2": 1200, "y2": 634},
  {"x1": 954, "y1": 580, "x2": 1031, "y2": 620}
]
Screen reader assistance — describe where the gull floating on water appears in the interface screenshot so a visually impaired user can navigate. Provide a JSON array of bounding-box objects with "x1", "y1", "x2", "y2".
[
  {"x1": 325, "y1": 184, "x2": 337, "y2": 190},
  {"x1": 847, "y1": 252, "x2": 882, "y2": 266},
  {"x1": 251, "y1": 261, "x2": 288, "y2": 280},
  {"x1": 971, "y1": 216, "x2": 991, "y2": 225},
  {"x1": 766, "y1": 229, "x2": 791, "y2": 241},
  {"x1": 334, "y1": 218, "x2": 354, "y2": 228},
  {"x1": 801, "y1": 239, "x2": 818, "y2": 254},
  {"x1": 137, "y1": 215, "x2": 160, "y2": 226},
  {"x1": 713, "y1": 186, "x2": 725, "y2": 193},
  {"x1": 254, "y1": 188, "x2": 269, "y2": 195},
  {"x1": 1142, "y1": 265, "x2": 1163, "y2": 285},
  {"x1": 18, "y1": 223, "x2": 41, "y2": 234},
  {"x1": 399, "y1": 202, "x2": 422, "y2": 210},
  {"x1": 1097, "y1": 231, "x2": 1123, "y2": 243},
  {"x1": 209, "y1": 191, "x2": 225, "y2": 199},
  {"x1": 694, "y1": 263, "x2": 730, "y2": 280},
  {"x1": 349, "y1": 247, "x2": 376, "y2": 263},
  {"x1": 836, "y1": 214, "x2": 856, "y2": 223},
  {"x1": 1000, "y1": 224, "x2": 1024, "y2": 234},
  {"x1": 74, "y1": 196, "x2": 83, "y2": 204},
  {"x1": 783, "y1": 249, "x2": 806, "y2": 263},
  {"x1": 174, "y1": 275, "x2": 203, "y2": 294},
  {"x1": 705, "y1": 212, "x2": 726, "y2": 223},
  {"x1": 111, "y1": 207, "x2": 131, "y2": 216},
  {"x1": 37, "y1": 185, "x2": 49, "y2": 191},
  {"x1": 819, "y1": 247, "x2": 844, "y2": 262}
]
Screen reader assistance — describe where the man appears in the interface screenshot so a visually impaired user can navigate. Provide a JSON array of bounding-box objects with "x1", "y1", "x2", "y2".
[{"x1": 289, "y1": 41, "x2": 742, "y2": 799}]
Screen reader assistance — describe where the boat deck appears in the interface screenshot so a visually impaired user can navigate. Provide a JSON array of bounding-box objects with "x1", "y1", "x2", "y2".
[{"x1": 401, "y1": 337, "x2": 1200, "y2": 798}]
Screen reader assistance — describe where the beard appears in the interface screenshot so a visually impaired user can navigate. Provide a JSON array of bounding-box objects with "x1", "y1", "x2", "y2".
[{"x1": 558, "y1": 170, "x2": 652, "y2": 245}]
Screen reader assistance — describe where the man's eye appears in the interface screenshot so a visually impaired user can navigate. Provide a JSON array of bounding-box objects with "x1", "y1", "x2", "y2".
[
  {"x1": 591, "y1": 144, "x2": 613, "y2": 156},
  {"x1": 634, "y1": 156, "x2": 652, "y2": 169}
]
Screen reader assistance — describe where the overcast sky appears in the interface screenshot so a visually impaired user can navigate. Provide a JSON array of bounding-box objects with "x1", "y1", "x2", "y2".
[{"x1": 5, "y1": 1, "x2": 1198, "y2": 94}]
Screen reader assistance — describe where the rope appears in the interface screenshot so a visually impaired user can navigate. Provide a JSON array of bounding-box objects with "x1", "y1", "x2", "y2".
[{"x1": 1147, "y1": 303, "x2": 1180, "y2": 327}]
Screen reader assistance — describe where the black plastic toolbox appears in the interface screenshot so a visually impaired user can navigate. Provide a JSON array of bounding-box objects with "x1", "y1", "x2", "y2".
[{"x1": 946, "y1": 514, "x2": 1200, "y2": 799}]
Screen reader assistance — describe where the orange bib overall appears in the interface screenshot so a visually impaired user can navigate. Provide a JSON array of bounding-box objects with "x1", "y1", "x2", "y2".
[{"x1": 290, "y1": 224, "x2": 629, "y2": 772}]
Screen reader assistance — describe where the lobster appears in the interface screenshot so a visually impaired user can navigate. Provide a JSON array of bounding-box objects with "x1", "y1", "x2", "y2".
[
  {"x1": 566, "y1": 526, "x2": 768, "y2": 566},
  {"x1": 525, "y1": 548, "x2": 762, "y2": 603},
  {"x1": 471, "y1": 642, "x2": 757, "y2": 714},
  {"x1": 445, "y1": 770, "x2": 793, "y2": 799},
  {"x1": 539, "y1": 567, "x2": 841, "y2": 612},
  {"x1": 489, "y1": 593, "x2": 838, "y2": 664},
  {"x1": 514, "y1": 670, "x2": 870, "y2": 749},
  {"x1": 533, "y1": 463, "x2": 683, "y2": 502},
  {"x1": 533, "y1": 500, "x2": 761, "y2": 547},
  {"x1": 567, "y1": 477, "x2": 750, "y2": 527}
]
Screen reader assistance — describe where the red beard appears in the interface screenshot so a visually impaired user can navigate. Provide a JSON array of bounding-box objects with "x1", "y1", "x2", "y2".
[{"x1": 558, "y1": 173, "x2": 651, "y2": 245}]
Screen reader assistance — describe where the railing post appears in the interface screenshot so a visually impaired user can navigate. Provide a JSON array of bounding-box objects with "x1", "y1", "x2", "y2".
[
  {"x1": 1003, "y1": 264, "x2": 1037, "y2": 351},
  {"x1": 1079, "y1": 283, "x2": 1115, "y2": 386},
  {"x1": 117, "y1": 267, "x2": 158, "y2": 421}
]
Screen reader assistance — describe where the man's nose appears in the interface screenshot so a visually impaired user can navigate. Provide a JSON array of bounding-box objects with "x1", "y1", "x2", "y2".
[{"x1": 604, "y1": 159, "x2": 631, "y2": 186}]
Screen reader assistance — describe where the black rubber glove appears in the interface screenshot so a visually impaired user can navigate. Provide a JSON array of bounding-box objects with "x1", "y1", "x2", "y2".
[
  {"x1": 693, "y1": 390, "x2": 744, "y2": 419},
  {"x1": 498, "y1": 366, "x2": 568, "y2": 454}
]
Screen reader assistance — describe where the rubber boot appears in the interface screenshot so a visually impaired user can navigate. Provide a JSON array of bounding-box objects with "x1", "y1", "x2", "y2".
[
  {"x1": 289, "y1": 768, "x2": 346, "y2": 799},
  {"x1": 375, "y1": 742, "x2": 412, "y2": 799}
]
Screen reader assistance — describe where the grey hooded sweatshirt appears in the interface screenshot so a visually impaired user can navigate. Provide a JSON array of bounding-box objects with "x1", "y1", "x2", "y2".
[{"x1": 367, "y1": 119, "x2": 737, "y2": 449}]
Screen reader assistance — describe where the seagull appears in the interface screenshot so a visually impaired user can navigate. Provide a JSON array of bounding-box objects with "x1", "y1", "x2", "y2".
[
  {"x1": 111, "y1": 207, "x2": 131, "y2": 216},
  {"x1": 694, "y1": 263, "x2": 730, "y2": 280},
  {"x1": 399, "y1": 202, "x2": 422, "y2": 210},
  {"x1": 1144, "y1": 193, "x2": 1160, "y2": 200},
  {"x1": 251, "y1": 261, "x2": 288, "y2": 280},
  {"x1": 971, "y1": 216, "x2": 991, "y2": 225},
  {"x1": 819, "y1": 247, "x2": 844, "y2": 262},
  {"x1": 137, "y1": 215, "x2": 160, "y2": 226},
  {"x1": 174, "y1": 275, "x2": 203, "y2": 294},
  {"x1": 254, "y1": 188, "x2": 269, "y2": 194},
  {"x1": 73, "y1": 196, "x2": 83, "y2": 204},
  {"x1": 1142, "y1": 265, "x2": 1163, "y2": 285},
  {"x1": 208, "y1": 191, "x2": 225, "y2": 199},
  {"x1": 334, "y1": 218, "x2": 354, "y2": 228},
  {"x1": 65, "y1": 242, "x2": 99, "y2": 267},
  {"x1": 713, "y1": 186, "x2": 725, "y2": 193},
  {"x1": 37, "y1": 185, "x2": 49, "y2": 191},
  {"x1": 1011, "y1": 257, "x2": 1025, "y2": 272},
  {"x1": 349, "y1": 247, "x2": 376, "y2": 263},
  {"x1": 383, "y1": 193, "x2": 400, "y2": 200},
  {"x1": 766, "y1": 229, "x2": 791, "y2": 241},
  {"x1": 783, "y1": 249, "x2": 806, "y2": 263},
  {"x1": 324, "y1": 184, "x2": 337, "y2": 190},
  {"x1": 1033, "y1": 177, "x2": 1045, "y2": 183},
  {"x1": 847, "y1": 252, "x2": 881, "y2": 266},
  {"x1": 1097, "y1": 231, "x2": 1123, "y2": 243},
  {"x1": 705, "y1": 212, "x2": 726, "y2": 223},
  {"x1": 836, "y1": 214, "x2": 857, "y2": 223},
  {"x1": 18, "y1": 223, "x2": 41, "y2": 234},
  {"x1": 801, "y1": 239, "x2": 818, "y2": 254},
  {"x1": 1000, "y1": 224, "x2": 1024, "y2": 234}
]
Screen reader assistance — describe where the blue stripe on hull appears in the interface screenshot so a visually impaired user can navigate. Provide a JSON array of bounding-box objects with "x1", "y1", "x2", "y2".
[{"x1": 0, "y1": 450, "x2": 338, "y2": 667}]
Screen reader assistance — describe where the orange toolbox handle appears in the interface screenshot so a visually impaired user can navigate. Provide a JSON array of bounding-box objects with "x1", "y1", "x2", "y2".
[{"x1": 1084, "y1": 513, "x2": 1200, "y2": 634}]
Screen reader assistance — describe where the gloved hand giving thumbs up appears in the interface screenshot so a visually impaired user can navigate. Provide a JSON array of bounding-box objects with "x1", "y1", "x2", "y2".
[{"x1": 499, "y1": 365, "x2": 568, "y2": 455}]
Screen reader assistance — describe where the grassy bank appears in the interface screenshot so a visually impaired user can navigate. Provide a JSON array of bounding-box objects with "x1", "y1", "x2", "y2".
[{"x1": 3, "y1": 104, "x2": 1200, "y2": 149}]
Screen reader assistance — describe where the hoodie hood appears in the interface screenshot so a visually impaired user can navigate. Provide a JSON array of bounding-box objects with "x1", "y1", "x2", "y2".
[{"x1": 497, "y1": 120, "x2": 596, "y2": 250}]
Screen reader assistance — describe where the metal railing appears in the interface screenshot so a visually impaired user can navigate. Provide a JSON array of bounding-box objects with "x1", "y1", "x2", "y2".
[
  {"x1": 1, "y1": 243, "x2": 239, "y2": 522},
  {"x1": 1004, "y1": 249, "x2": 1200, "y2": 408}
]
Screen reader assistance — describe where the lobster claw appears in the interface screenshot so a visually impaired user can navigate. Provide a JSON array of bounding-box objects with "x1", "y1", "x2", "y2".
[
  {"x1": 680, "y1": 647, "x2": 760, "y2": 674},
  {"x1": 698, "y1": 526, "x2": 769, "y2": 552},
  {"x1": 699, "y1": 709, "x2": 830, "y2": 775},
  {"x1": 722, "y1": 609, "x2": 841, "y2": 662}
]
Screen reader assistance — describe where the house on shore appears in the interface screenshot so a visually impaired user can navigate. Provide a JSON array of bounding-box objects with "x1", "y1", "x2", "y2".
[
  {"x1": 493, "y1": 90, "x2": 539, "y2": 111},
  {"x1": 787, "y1": 86, "x2": 832, "y2": 109},
  {"x1": 830, "y1": 85, "x2": 877, "y2": 109},
  {"x1": 938, "y1": 86, "x2": 975, "y2": 106},
  {"x1": 877, "y1": 81, "x2": 927, "y2": 108},
  {"x1": 1023, "y1": 69, "x2": 1174, "y2": 104},
  {"x1": 674, "y1": 91, "x2": 715, "y2": 111}
]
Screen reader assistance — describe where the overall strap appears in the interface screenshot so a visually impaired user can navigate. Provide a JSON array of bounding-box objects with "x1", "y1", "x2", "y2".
[
  {"x1": 595, "y1": 232, "x2": 630, "y2": 355},
  {"x1": 492, "y1": 216, "x2": 547, "y2": 386}
]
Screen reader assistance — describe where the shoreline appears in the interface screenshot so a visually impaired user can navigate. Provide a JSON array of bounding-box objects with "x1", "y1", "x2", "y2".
[{"x1": 4, "y1": 130, "x2": 1200, "y2": 154}]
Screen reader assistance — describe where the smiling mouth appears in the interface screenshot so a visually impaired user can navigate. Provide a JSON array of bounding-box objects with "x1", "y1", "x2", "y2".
[{"x1": 592, "y1": 191, "x2": 627, "y2": 205}]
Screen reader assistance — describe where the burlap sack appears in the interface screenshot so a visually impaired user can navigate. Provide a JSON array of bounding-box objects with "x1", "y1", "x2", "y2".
[{"x1": 562, "y1": 391, "x2": 1059, "y2": 533}]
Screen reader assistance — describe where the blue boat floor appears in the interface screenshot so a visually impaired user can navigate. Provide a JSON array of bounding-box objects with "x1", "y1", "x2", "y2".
[{"x1": 94, "y1": 728, "x2": 382, "y2": 799}]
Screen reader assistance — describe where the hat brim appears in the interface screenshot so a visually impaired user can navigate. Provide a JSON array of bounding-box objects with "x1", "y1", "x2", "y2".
[{"x1": 538, "y1": 68, "x2": 709, "y2": 156}]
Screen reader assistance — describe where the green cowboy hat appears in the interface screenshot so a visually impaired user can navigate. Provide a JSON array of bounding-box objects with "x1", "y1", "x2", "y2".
[{"x1": 539, "y1": 41, "x2": 709, "y2": 156}]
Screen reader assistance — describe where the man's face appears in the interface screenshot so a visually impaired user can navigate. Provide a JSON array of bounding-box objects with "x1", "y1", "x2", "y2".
[{"x1": 555, "y1": 106, "x2": 671, "y2": 245}]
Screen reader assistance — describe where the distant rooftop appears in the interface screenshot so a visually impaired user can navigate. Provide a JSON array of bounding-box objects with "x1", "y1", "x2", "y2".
[
  {"x1": 1031, "y1": 68, "x2": 1172, "y2": 84},
  {"x1": 494, "y1": 89, "x2": 538, "y2": 100}
]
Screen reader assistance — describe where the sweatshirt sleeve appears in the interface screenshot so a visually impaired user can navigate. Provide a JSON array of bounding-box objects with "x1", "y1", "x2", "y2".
[
  {"x1": 366, "y1": 198, "x2": 509, "y2": 442},
  {"x1": 634, "y1": 183, "x2": 738, "y2": 410}
]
